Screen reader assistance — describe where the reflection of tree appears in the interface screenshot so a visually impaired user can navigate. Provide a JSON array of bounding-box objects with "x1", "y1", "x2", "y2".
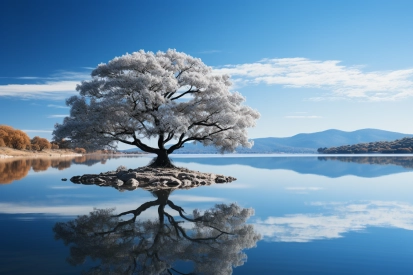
[
  {"x1": 318, "y1": 156, "x2": 413, "y2": 169},
  {"x1": 31, "y1": 159, "x2": 52, "y2": 172},
  {"x1": 50, "y1": 159, "x2": 72, "y2": 170},
  {"x1": 53, "y1": 190, "x2": 260, "y2": 274},
  {"x1": 0, "y1": 155, "x2": 126, "y2": 184},
  {"x1": 0, "y1": 159, "x2": 31, "y2": 184}
]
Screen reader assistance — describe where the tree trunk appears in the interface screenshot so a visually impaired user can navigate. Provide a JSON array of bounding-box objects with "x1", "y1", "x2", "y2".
[{"x1": 149, "y1": 149, "x2": 175, "y2": 168}]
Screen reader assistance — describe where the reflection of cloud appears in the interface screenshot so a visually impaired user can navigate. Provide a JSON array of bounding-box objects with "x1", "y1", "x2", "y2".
[
  {"x1": 209, "y1": 183, "x2": 251, "y2": 189},
  {"x1": 285, "y1": 187, "x2": 323, "y2": 191},
  {"x1": 49, "y1": 186, "x2": 81, "y2": 189},
  {"x1": 0, "y1": 201, "x2": 160, "y2": 219},
  {"x1": 0, "y1": 194, "x2": 226, "y2": 217},
  {"x1": 46, "y1": 194, "x2": 98, "y2": 199},
  {"x1": 214, "y1": 58, "x2": 413, "y2": 101},
  {"x1": 285, "y1": 187, "x2": 323, "y2": 194},
  {"x1": 254, "y1": 201, "x2": 413, "y2": 243},
  {"x1": 170, "y1": 195, "x2": 225, "y2": 202}
]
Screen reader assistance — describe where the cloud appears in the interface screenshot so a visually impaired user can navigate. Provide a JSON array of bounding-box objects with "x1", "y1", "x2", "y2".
[
  {"x1": 22, "y1": 130, "x2": 53, "y2": 133},
  {"x1": 254, "y1": 201, "x2": 413, "y2": 242},
  {"x1": 0, "y1": 199, "x2": 159, "y2": 219},
  {"x1": 49, "y1": 186, "x2": 81, "y2": 189},
  {"x1": 199, "y1": 50, "x2": 222, "y2": 54},
  {"x1": 0, "y1": 70, "x2": 91, "y2": 100},
  {"x1": 170, "y1": 194, "x2": 226, "y2": 202},
  {"x1": 47, "y1": 115, "x2": 67, "y2": 118},
  {"x1": 214, "y1": 58, "x2": 413, "y2": 101},
  {"x1": 0, "y1": 81, "x2": 79, "y2": 100},
  {"x1": 47, "y1": 104, "x2": 69, "y2": 109},
  {"x1": 284, "y1": 116, "x2": 323, "y2": 119}
]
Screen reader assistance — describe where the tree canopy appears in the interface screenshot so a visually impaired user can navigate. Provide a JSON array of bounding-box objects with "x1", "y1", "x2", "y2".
[
  {"x1": 31, "y1": 136, "x2": 51, "y2": 151},
  {"x1": 0, "y1": 125, "x2": 30, "y2": 150},
  {"x1": 53, "y1": 49, "x2": 260, "y2": 166},
  {"x1": 318, "y1": 137, "x2": 413, "y2": 154}
]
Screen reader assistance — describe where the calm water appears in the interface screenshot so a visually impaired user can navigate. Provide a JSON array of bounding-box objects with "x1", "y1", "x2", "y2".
[{"x1": 1, "y1": 155, "x2": 413, "y2": 274}]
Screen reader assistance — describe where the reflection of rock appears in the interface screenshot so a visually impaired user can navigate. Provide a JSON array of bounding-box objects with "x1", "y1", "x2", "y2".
[
  {"x1": 54, "y1": 189, "x2": 260, "y2": 275},
  {"x1": 70, "y1": 166, "x2": 237, "y2": 191}
]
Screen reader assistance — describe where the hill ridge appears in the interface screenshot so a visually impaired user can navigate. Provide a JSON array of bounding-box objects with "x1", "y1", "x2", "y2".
[{"x1": 120, "y1": 129, "x2": 413, "y2": 154}]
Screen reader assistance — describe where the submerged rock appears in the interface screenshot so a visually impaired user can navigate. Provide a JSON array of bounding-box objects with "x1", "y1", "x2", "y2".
[{"x1": 70, "y1": 166, "x2": 236, "y2": 191}]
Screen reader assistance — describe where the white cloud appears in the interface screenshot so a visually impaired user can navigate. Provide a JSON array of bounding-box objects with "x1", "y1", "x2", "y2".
[
  {"x1": 284, "y1": 116, "x2": 323, "y2": 119},
  {"x1": 199, "y1": 50, "x2": 222, "y2": 54},
  {"x1": 254, "y1": 201, "x2": 413, "y2": 242},
  {"x1": 0, "y1": 81, "x2": 79, "y2": 100},
  {"x1": 0, "y1": 70, "x2": 91, "y2": 100},
  {"x1": 22, "y1": 129, "x2": 53, "y2": 133},
  {"x1": 47, "y1": 115, "x2": 67, "y2": 118},
  {"x1": 214, "y1": 58, "x2": 413, "y2": 101},
  {"x1": 47, "y1": 104, "x2": 69, "y2": 109}
]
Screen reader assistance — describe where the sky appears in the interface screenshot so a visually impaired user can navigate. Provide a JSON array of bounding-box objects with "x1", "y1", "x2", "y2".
[{"x1": 2, "y1": 0, "x2": 413, "y2": 150}]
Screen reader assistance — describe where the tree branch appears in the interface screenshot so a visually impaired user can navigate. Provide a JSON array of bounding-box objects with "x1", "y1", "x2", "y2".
[{"x1": 170, "y1": 88, "x2": 200, "y2": 101}]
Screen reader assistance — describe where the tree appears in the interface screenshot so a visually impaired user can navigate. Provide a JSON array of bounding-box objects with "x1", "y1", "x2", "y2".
[
  {"x1": 0, "y1": 125, "x2": 12, "y2": 146},
  {"x1": 9, "y1": 129, "x2": 30, "y2": 150},
  {"x1": 31, "y1": 136, "x2": 51, "y2": 151},
  {"x1": 53, "y1": 50, "x2": 260, "y2": 167},
  {"x1": 53, "y1": 189, "x2": 260, "y2": 274},
  {"x1": 0, "y1": 125, "x2": 31, "y2": 150},
  {"x1": 51, "y1": 143, "x2": 59, "y2": 149},
  {"x1": 74, "y1": 147, "x2": 86, "y2": 154}
]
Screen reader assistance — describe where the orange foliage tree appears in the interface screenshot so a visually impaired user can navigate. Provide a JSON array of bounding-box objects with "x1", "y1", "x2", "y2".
[
  {"x1": 0, "y1": 125, "x2": 13, "y2": 147},
  {"x1": 31, "y1": 136, "x2": 52, "y2": 151},
  {"x1": 0, "y1": 125, "x2": 31, "y2": 150},
  {"x1": 74, "y1": 147, "x2": 87, "y2": 154}
]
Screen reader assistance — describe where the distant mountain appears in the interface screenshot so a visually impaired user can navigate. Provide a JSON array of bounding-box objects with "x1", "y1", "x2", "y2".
[{"x1": 120, "y1": 129, "x2": 413, "y2": 154}]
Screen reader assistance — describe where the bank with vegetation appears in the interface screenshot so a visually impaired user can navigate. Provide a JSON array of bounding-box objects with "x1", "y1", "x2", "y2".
[
  {"x1": 0, "y1": 124, "x2": 89, "y2": 157},
  {"x1": 318, "y1": 137, "x2": 413, "y2": 154}
]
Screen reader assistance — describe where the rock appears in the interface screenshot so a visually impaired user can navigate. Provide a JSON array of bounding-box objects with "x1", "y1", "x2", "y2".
[
  {"x1": 119, "y1": 172, "x2": 139, "y2": 182},
  {"x1": 69, "y1": 166, "x2": 235, "y2": 191},
  {"x1": 61, "y1": 178, "x2": 67, "y2": 181}
]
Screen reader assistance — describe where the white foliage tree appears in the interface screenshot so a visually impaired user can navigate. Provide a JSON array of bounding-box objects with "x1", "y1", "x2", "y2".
[{"x1": 53, "y1": 49, "x2": 260, "y2": 167}]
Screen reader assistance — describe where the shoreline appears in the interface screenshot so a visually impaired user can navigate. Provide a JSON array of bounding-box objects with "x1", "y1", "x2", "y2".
[{"x1": 0, "y1": 148, "x2": 83, "y2": 159}]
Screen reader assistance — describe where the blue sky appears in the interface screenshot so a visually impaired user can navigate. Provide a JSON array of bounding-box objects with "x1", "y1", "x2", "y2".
[{"x1": 2, "y1": 0, "x2": 413, "y2": 150}]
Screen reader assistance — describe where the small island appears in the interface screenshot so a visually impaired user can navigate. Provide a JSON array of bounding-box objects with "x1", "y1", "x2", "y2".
[{"x1": 318, "y1": 137, "x2": 413, "y2": 154}]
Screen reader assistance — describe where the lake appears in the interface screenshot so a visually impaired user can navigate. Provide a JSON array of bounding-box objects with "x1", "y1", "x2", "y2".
[{"x1": 1, "y1": 154, "x2": 413, "y2": 274}]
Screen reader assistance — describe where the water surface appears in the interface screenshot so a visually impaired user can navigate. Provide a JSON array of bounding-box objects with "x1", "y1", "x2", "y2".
[{"x1": 1, "y1": 155, "x2": 413, "y2": 274}]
